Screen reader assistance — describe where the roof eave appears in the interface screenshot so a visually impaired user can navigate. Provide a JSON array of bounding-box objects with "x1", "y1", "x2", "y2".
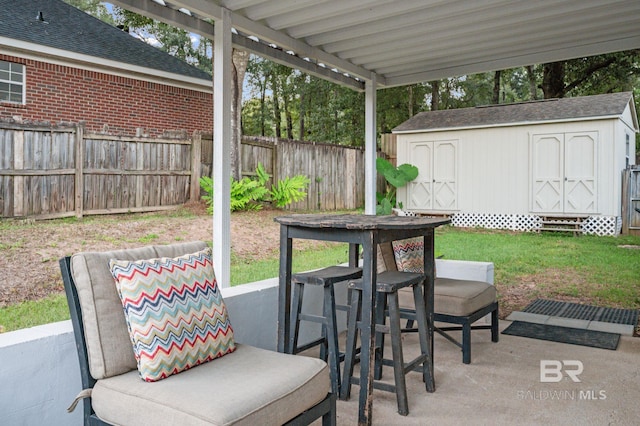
[
  {"x1": 392, "y1": 115, "x2": 624, "y2": 134},
  {"x1": 1, "y1": 37, "x2": 213, "y2": 93}
]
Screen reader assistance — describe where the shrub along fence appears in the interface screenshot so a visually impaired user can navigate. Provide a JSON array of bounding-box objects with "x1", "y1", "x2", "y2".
[{"x1": 0, "y1": 122, "x2": 367, "y2": 219}]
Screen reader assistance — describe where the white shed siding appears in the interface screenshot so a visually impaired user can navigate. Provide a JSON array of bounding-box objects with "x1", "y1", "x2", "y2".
[{"x1": 397, "y1": 118, "x2": 621, "y2": 216}]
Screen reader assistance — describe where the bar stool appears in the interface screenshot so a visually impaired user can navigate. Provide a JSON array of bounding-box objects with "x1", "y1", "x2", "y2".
[
  {"x1": 290, "y1": 265, "x2": 363, "y2": 395},
  {"x1": 340, "y1": 271, "x2": 433, "y2": 416}
]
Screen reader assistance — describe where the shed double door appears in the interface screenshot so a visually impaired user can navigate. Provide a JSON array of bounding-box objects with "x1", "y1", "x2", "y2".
[
  {"x1": 406, "y1": 140, "x2": 457, "y2": 211},
  {"x1": 531, "y1": 132, "x2": 598, "y2": 214}
]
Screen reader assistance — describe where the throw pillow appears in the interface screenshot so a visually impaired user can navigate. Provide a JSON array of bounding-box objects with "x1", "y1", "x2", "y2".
[
  {"x1": 109, "y1": 247, "x2": 236, "y2": 382},
  {"x1": 392, "y1": 237, "x2": 424, "y2": 273}
]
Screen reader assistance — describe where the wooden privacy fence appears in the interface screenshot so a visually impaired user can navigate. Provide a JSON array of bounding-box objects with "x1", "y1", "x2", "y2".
[
  {"x1": 199, "y1": 134, "x2": 366, "y2": 211},
  {"x1": 0, "y1": 122, "x2": 196, "y2": 219},
  {"x1": 1, "y1": 123, "x2": 368, "y2": 219}
]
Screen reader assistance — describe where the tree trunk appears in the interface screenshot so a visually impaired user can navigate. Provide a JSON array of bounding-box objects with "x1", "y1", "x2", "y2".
[
  {"x1": 492, "y1": 70, "x2": 502, "y2": 104},
  {"x1": 271, "y1": 73, "x2": 282, "y2": 138},
  {"x1": 541, "y1": 62, "x2": 566, "y2": 99},
  {"x1": 526, "y1": 65, "x2": 538, "y2": 100},
  {"x1": 408, "y1": 85, "x2": 414, "y2": 117},
  {"x1": 430, "y1": 80, "x2": 439, "y2": 111},
  {"x1": 231, "y1": 49, "x2": 249, "y2": 181},
  {"x1": 299, "y1": 91, "x2": 306, "y2": 140},
  {"x1": 260, "y1": 73, "x2": 268, "y2": 136},
  {"x1": 284, "y1": 95, "x2": 293, "y2": 140}
]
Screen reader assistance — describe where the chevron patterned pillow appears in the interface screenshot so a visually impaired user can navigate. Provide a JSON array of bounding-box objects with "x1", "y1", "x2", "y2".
[
  {"x1": 109, "y1": 247, "x2": 236, "y2": 382},
  {"x1": 392, "y1": 237, "x2": 424, "y2": 273}
]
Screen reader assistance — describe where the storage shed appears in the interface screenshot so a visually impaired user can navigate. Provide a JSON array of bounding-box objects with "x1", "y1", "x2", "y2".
[{"x1": 393, "y1": 92, "x2": 639, "y2": 236}]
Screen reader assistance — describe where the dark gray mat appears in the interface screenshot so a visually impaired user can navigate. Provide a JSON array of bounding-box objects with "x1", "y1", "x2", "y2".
[
  {"x1": 522, "y1": 299, "x2": 638, "y2": 325},
  {"x1": 502, "y1": 321, "x2": 620, "y2": 350}
]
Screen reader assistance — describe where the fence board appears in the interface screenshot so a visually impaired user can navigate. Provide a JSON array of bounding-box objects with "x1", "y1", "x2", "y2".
[{"x1": 2, "y1": 124, "x2": 368, "y2": 219}]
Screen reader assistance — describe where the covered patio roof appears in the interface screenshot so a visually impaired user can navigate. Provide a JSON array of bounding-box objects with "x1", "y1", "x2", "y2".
[
  {"x1": 111, "y1": 0, "x2": 640, "y2": 90},
  {"x1": 109, "y1": 0, "x2": 640, "y2": 287}
]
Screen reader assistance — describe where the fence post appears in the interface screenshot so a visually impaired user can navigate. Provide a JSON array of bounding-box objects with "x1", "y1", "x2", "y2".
[
  {"x1": 191, "y1": 132, "x2": 202, "y2": 202},
  {"x1": 75, "y1": 124, "x2": 84, "y2": 218},
  {"x1": 12, "y1": 130, "x2": 24, "y2": 217}
]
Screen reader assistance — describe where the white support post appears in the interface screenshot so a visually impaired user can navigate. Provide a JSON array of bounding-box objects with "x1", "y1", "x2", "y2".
[
  {"x1": 213, "y1": 9, "x2": 232, "y2": 288},
  {"x1": 364, "y1": 75, "x2": 377, "y2": 215}
]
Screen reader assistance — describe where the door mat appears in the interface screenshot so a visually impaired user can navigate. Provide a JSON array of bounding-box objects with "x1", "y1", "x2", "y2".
[
  {"x1": 522, "y1": 299, "x2": 638, "y2": 325},
  {"x1": 502, "y1": 321, "x2": 620, "y2": 350}
]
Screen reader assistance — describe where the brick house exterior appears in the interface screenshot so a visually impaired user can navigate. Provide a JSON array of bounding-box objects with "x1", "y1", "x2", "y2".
[{"x1": 0, "y1": 0, "x2": 213, "y2": 138}]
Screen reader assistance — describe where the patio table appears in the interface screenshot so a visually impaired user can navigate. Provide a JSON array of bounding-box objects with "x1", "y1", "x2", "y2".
[{"x1": 275, "y1": 213, "x2": 450, "y2": 425}]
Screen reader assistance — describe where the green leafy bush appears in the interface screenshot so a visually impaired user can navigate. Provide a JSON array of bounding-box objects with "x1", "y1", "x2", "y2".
[
  {"x1": 200, "y1": 163, "x2": 310, "y2": 212},
  {"x1": 270, "y1": 175, "x2": 311, "y2": 208},
  {"x1": 230, "y1": 177, "x2": 269, "y2": 211}
]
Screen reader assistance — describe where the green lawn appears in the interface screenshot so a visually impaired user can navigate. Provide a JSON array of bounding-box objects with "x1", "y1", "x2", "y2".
[{"x1": 1, "y1": 226, "x2": 639, "y2": 333}]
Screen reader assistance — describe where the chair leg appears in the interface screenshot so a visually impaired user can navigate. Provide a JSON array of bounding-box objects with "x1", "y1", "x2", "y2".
[
  {"x1": 491, "y1": 305, "x2": 500, "y2": 343},
  {"x1": 373, "y1": 291, "x2": 386, "y2": 381},
  {"x1": 340, "y1": 288, "x2": 361, "y2": 401},
  {"x1": 290, "y1": 282, "x2": 305, "y2": 355},
  {"x1": 322, "y1": 393, "x2": 337, "y2": 426},
  {"x1": 387, "y1": 292, "x2": 409, "y2": 416},
  {"x1": 324, "y1": 284, "x2": 341, "y2": 396},
  {"x1": 462, "y1": 320, "x2": 471, "y2": 364},
  {"x1": 412, "y1": 282, "x2": 434, "y2": 392}
]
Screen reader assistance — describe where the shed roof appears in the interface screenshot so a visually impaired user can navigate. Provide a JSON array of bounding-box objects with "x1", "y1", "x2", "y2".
[
  {"x1": 0, "y1": 0, "x2": 211, "y2": 82},
  {"x1": 393, "y1": 92, "x2": 638, "y2": 133}
]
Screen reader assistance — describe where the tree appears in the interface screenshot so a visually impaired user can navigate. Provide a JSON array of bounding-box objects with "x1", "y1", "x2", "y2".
[
  {"x1": 63, "y1": 0, "x2": 115, "y2": 24},
  {"x1": 540, "y1": 51, "x2": 640, "y2": 99}
]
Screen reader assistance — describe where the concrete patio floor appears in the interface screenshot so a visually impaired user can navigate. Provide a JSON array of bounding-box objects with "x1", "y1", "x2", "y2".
[{"x1": 330, "y1": 320, "x2": 640, "y2": 425}]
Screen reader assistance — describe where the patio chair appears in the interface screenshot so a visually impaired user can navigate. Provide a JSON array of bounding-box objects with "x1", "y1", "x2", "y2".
[
  {"x1": 60, "y1": 241, "x2": 335, "y2": 425},
  {"x1": 379, "y1": 240, "x2": 499, "y2": 364}
]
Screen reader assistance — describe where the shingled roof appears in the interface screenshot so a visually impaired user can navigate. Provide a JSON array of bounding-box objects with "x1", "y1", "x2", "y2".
[
  {"x1": 394, "y1": 92, "x2": 636, "y2": 132},
  {"x1": 0, "y1": 0, "x2": 211, "y2": 82}
]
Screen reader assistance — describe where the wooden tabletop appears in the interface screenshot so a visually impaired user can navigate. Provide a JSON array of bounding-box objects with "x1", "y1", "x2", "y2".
[{"x1": 274, "y1": 213, "x2": 450, "y2": 230}]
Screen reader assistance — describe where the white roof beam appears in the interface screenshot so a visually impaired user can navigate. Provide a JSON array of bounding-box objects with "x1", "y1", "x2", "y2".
[
  {"x1": 284, "y1": 0, "x2": 430, "y2": 39},
  {"x1": 384, "y1": 35, "x2": 640, "y2": 87},
  {"x1": 369, "y1": 15, "x2": 638, "y2": 73},
  {"x1": 305, "y1": 0, "x2": 502, "y2": 46},
  {"x1": 243, "y1": 0, "x2": 327, "y2": 21},
  {"x1": 112, "y1": 0, "x2": 367, "y2": 88},
  {"x1": 165, "y1": 0, "x2": 381, "y2": 83},
  {"x1": 326, "y1": 0, "x2": 583, "y2": 57},
  {"x1": 266, "y1": 0, "x2": 393, "y2": 32}
]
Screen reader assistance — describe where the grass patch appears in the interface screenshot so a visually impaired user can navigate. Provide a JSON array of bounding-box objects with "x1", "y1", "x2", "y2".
[
  {"x1": 2, "y1": 225, "x2": 639, "y2": 333},
  {"x1": 0, "y1": 294, "x2": 70, "y2": 333},
  {"x1": 231, "y1": 242, "x2": 348, "y2": 285},
  {"x1": 435, "y1": 226, "x2": 640, "y2": 308},
  {"x1": 138, "y1": 233, "x2": 160, "y2": 244}
]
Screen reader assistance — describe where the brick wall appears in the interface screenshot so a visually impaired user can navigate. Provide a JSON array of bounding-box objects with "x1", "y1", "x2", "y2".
[{"x1": 0, "y1": 54, "x2": 213, "y2": 137}]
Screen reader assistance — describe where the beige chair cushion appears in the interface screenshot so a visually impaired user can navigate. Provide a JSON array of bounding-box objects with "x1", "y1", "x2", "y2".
[
  {"x1": 70, "y1": 241, "x2": 208, "y2": 380},
  {"x1": 92, "y1": 344, "x2": 329, "y2": 426},
  {"x1": 432, "y1": 278, "x2": 497, "y2": 316},
  {"x1": 400, "y1": 278, "x2": 496, "y2": 317}
]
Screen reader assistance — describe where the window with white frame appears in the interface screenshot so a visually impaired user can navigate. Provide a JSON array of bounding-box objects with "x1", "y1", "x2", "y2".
[{"x1": 0, "y1": 60, "x2": 25, "y2": 104}]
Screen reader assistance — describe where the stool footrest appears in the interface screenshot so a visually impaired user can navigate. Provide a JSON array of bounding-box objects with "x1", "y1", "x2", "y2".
[
  {"x1": 298, "y1": 313, "x2": 328, "y2": 324},
  {"x1": 293, "y1": 337, "x2": 326, "y2": 354},
  {"x1": 380, "y1": 354, "x2": 428, "y2": 375}
]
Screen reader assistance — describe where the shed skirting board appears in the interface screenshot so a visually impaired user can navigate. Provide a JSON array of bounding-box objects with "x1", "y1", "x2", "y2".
[{"x1": 450, "y1": 213, "x2": 620, "y2": 236}]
